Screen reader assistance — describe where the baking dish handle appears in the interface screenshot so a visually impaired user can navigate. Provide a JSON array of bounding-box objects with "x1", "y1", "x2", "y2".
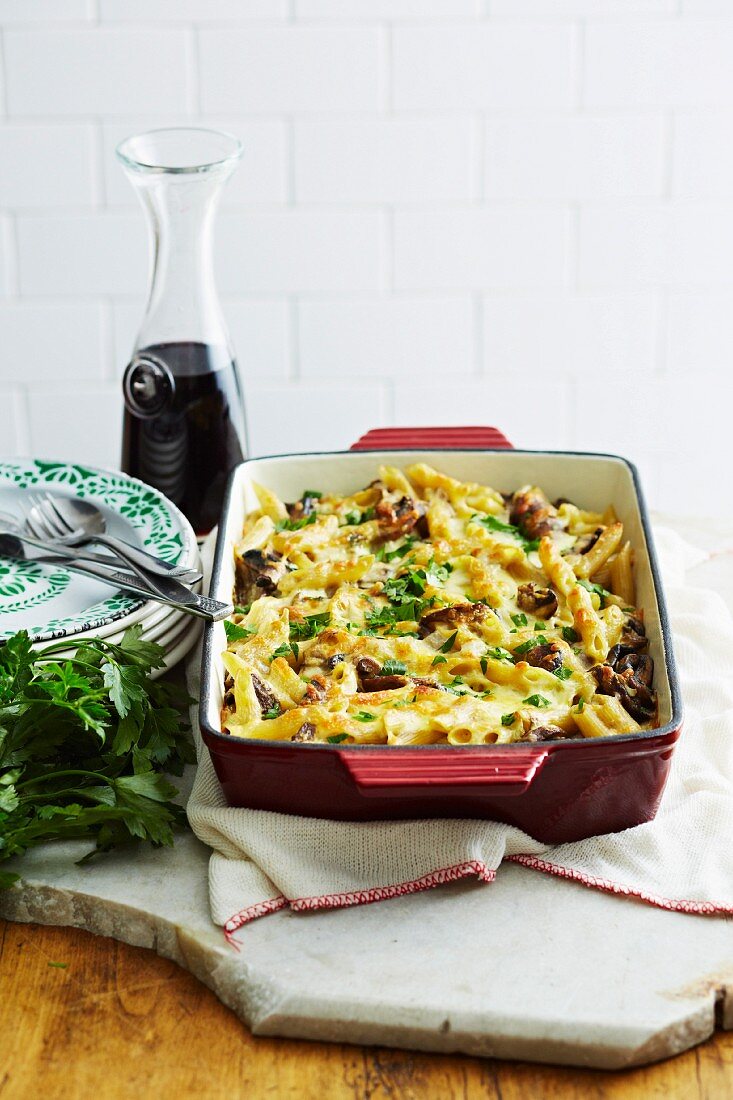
[
  {"x1": 342, "y1": 749, "x2": 548, "y2": 797},
  {"x1": 350, "y1": 426, "x2": 514, "y2": 450}
]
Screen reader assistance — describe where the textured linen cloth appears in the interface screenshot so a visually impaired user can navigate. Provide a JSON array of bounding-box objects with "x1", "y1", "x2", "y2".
[{"x1": 187, "y1": 527, "x2": 733, "y2": 939}]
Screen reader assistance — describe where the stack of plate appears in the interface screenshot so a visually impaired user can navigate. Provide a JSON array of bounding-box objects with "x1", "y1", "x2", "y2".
[{"x1": 0, "y1": 458, "x2": 202, "y2": 676}]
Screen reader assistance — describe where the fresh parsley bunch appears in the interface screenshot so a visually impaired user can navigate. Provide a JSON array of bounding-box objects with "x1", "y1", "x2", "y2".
[{"x1": 0, "y1": 625, "x2": 195, "y2": 888}]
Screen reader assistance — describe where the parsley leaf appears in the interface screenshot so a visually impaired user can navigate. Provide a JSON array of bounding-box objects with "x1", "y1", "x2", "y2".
[
  {"x1": 302, "y1": 489, "x2": 322, "y2": 499},
  {"x1": 354, "y1": 711, "x2": 376, "y2": 722},
  {"x1": 523, "y1": 694, "x2": 551, "y2": 708},
  {"x1": 224, "y1": 620, "x2": 256, "y2": 643},
  {"x1": 262, "y1": 704, "x2": 281, "y2": 720},
  {"x1": 326, "y1": 733, "x2": 349, "y2": 744},
  {"x1": 553, "y1": 667, "x2": 573, "y2": 681},
  {"x1": 484, "y1": 646, "x2": 515, "y2": 663},
  {"x1": 577, "y1": 578, "x2": 612, "y2": 608},
  {"x1": 511, "y1": 613, "x2": 527, "y2": 628},
  {"x1": 438, "y1": 630, "x2": 458, "y2": 654},
  {"x1": 275, "y1": 513, "x2": 318, "y2": 533},
  {"x1": 472, "y1": 514, "x2": 540, "y2": 554},
  {"x1": 432, "y1": 655, "x2": 448, "y2": 667},
  {"x1": 0, "y1": 627, "x2": 194, "y2": 888},
  {"x1": 289, "y1": 611, "x2": 330, "y2": 640},
  {"x1": 513, "y1": 636, "x2": 547, "y2": 656},
  {"x1": 381, "y1": 659, "x2": 407, "y2": 676},
  {"x1": 561, "y1": 626, "x2": 580, "y2": 644},
  {"x1": 501, "y1": 712, "x2": 517, "y2": 726}
]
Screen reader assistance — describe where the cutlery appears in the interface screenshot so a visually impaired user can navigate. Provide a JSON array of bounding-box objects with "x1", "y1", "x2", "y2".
[
  {"x1": 25, "y1": 493, "x2": 202, "y2": 585},
  {"x1": 0, "y1": 532, "x2": 232, "y2": 622}
]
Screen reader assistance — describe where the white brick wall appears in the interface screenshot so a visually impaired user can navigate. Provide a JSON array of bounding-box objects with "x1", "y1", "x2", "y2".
[{"x1": 0, "y1": 3, "x2": 729, "y2": 516}]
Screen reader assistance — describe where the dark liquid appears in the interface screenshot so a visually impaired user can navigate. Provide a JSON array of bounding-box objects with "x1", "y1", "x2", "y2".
[{"x1": 121, "y1": 342, "x2": 246, "y2": 535}]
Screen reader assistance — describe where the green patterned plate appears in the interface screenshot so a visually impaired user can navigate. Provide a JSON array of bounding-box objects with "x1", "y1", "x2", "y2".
[{"x1": 0, "y1": 458, "x2": 197, "y2": 642}]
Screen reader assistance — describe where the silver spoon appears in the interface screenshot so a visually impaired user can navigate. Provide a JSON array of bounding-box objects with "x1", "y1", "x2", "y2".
[{"x1": 26, "y1": 493, "x2": 202, "y2": 585}]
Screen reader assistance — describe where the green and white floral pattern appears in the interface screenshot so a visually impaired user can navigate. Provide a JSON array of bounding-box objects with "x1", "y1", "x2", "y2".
[{"x1": 0, "y1": 459, "x2": 195, "y2": 641}]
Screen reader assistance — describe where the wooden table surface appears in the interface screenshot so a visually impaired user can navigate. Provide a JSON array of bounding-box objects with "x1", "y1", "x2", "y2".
[{"x1": 1, "y1": 919, "x2": 731, "y2": 1100}]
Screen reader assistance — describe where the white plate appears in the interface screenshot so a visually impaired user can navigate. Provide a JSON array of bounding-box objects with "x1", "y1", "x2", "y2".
[{"x1": 0, "y1": 458, "x2": 197, "y2": 642}]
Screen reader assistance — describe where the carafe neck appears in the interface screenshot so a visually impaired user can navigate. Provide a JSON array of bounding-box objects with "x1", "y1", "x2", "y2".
[{"x1": 133, "y1": 172, "x2": 230, "y2": 354}]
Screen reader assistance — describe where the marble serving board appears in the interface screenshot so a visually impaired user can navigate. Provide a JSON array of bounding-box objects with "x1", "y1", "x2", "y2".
[
  {"x1": 1, "y1": 793, "x2": 731, "y2": 1072},
  {"x1": 3, "y1": 513, "x2": 732, "y2": 1070}
]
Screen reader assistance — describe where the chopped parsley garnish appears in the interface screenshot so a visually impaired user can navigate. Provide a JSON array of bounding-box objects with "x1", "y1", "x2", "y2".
[
  {"x1": 561, "y1": 626, "x2": 580, "y2": 644},
  {"x1": 289, "y1": 611, "x2": 330, "y2": 640},
  {"x1": 472, "y1": 514, "x2": 540, "y2": 554},
  {"x1": 382, "y1": 566, "x2": 435, "y2": 605},
  {"x1": 438, "y1": 630, "x2": 458, "y2": 654},
  {"x1": 577, "y1": 578, "x2": 612, "y2": 608},
  {"x1": 381, "y1": 659, "x2": 407, "y2": 676},
  {"x1": 302, "y1": 489, "x2": 322, "y2": 499},
  {"x1": 224, "y1": 621, "x2": 256, "y2": 643},
  {"x1": 233, "y1": 604, "x2": 251, "y2": 616},
  {"x1": 426, "y1": 559, "x2": 453, "y2": 585},
  {"x1": 344, "y1": 506, "x2": 375, "y2": 526},
  {"x1": 511, "y1": 613, "x2": 527, "y2": 628},
  {"x1": 276, "y1": 513, "x2": 317, "y2": 533},
  {"x1": 378, "y1": 536, "x2": 416, "y2": 562},
  {"x1": 501, "y1": 712, "x2": 517, "y2": 727},
  {"x1": 534, "y1": 622, "x2": 546, "y2": 631},
  {"x1": 513, "y1": 636, "x2": 547, "y2": 656},
  {"x1": 576, "y1": 698, "x2": 585, "y2": 713},
  {"x1": 354, "y1": 711, "x2": 376, "y2": 723},
  {"x1": 262, "y1": 705, "x2": 281, "y2": 720},
  {"x1": 484, "y1": 646, "x2": 515, "y2": 663},
  {"x1": 553, "y1": 667, "x2": 573, "y2": 681},
  {"x1": 366, "y1": 598, "x2": 433, "y2": 626},
  {"x1": 326, "y1": 733, "x2": 349, "y2": 744},
  {"x1": 432, "y1": 654, "x2": 448, "y2": 666},
  {"x1": 523, "y1": 694, "x2": 551, "y2": 708},
  {"x1": 270, "y1": 642, "x2": 299, "y2": 662}
]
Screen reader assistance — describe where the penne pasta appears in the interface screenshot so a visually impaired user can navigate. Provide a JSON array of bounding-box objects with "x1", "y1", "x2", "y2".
[{"x1": 221, "y1": 465, "x2": 657, "y2": 746}]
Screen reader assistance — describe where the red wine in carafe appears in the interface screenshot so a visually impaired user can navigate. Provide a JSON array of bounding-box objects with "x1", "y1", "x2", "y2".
[{"x1": 121, "y1": 341, "x2": 245, "y2": 535}]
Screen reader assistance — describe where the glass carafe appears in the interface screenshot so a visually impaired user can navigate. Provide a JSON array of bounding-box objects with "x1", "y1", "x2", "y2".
[{"x1": 116, "y1": 127, "x2": 247, "y2": 535}]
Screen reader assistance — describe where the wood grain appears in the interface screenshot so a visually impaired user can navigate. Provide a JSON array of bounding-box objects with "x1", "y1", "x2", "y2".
[{"x1": 1, "y1": 920, "x2": 731, "y2": 1100}]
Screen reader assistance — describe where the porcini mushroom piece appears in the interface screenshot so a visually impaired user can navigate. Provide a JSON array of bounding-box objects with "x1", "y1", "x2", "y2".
[
  {"x1": 509, "y1": 486, "x2": 562, "y2": 541},
  {"x1": 516, "y1": 582, "x2": 558, "y2": 620},
  {"x1": 418, "y1": 602, "x2": 489, "y2": 638},
  {"x1": 235, "y1": 548, "x2": 286, "y2": 605}
]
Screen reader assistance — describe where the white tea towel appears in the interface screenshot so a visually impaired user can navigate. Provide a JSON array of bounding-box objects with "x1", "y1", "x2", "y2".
[{"x1": 187, "y1": 527, "x2": 733, "y2": 941}]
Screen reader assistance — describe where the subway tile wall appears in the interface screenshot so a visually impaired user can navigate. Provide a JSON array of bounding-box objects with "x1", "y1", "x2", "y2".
[{"x1": 0, "y1": 0, "x2": 730, "y2": 516}]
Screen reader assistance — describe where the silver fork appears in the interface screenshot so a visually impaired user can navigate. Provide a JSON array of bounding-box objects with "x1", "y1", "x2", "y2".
[
  {"x1": 25, "y1": 494, "x2": 200, "y2": 599},
  {"x1": 26, "y1": 492, "x2": 201, "y2": 585}
]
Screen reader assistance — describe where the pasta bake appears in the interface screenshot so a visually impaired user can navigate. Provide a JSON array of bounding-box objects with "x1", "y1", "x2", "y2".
[{"x1": 220, "y1": 464, "x2": 657, "y2": 746}]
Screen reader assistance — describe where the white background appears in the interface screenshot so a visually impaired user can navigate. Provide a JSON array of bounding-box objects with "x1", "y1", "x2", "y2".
[{"x1": 0, "y1": 0, "x2": 730, "y2": 515}]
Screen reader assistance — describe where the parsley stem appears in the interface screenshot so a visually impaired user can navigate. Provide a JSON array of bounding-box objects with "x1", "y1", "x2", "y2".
[
  {"x1": 33, "y1": 656, "x2": 110, "y2": 677},
  {"x1": 16, "y1": 768, "x2": 111, "y2": 790}
]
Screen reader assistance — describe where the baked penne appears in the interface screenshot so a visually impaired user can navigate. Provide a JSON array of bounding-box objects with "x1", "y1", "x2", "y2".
[{"x1": 222, "y1": 465, "x2": 657, "y2": 745}]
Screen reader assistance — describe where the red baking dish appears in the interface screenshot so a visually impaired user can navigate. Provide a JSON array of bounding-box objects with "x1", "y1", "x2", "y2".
[{"x1": 199, "y1": 427, "x2": 683, "y2": 844}]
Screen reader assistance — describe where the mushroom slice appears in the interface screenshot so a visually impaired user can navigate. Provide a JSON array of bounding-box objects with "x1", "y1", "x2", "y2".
[
  {"x1": 354, "y1": 656, "x2": 408, "y2": 692},
  {"x1": 374, "y1": 494, "x2": 425, "y2": 541},
  {"x1": 522, "y1": 724, "x2": 568, "y2": 743},
  {"x1": 516, "y1": 582, "x2": 558, "y2": 620},
  {"x1": 235, "y1": 548, "x2": 286, "y2": 605},
  {"x1": 291, "y1": 722, "x2": 315, "y2": 742},
  {"x1": 251, "y1": 672, "x2": 279, "y2": 716},
  {"x1": 524, "y1": 641, "x2": 563, "y2": 673},
  {"x1": 509, "y1": 486, "x2": 562, "y2": 541},
  {"x1": 418, "y1": 602, "x2": 489, "y2": 638},
  {"x1": 591, "y1": 660, "x2": 656, "y2": 723}
]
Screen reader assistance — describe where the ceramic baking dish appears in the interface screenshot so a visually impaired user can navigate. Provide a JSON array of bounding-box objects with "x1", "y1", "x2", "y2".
[{"x1": 199, "y1": 427, "x2": 683, "y2": 843}]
